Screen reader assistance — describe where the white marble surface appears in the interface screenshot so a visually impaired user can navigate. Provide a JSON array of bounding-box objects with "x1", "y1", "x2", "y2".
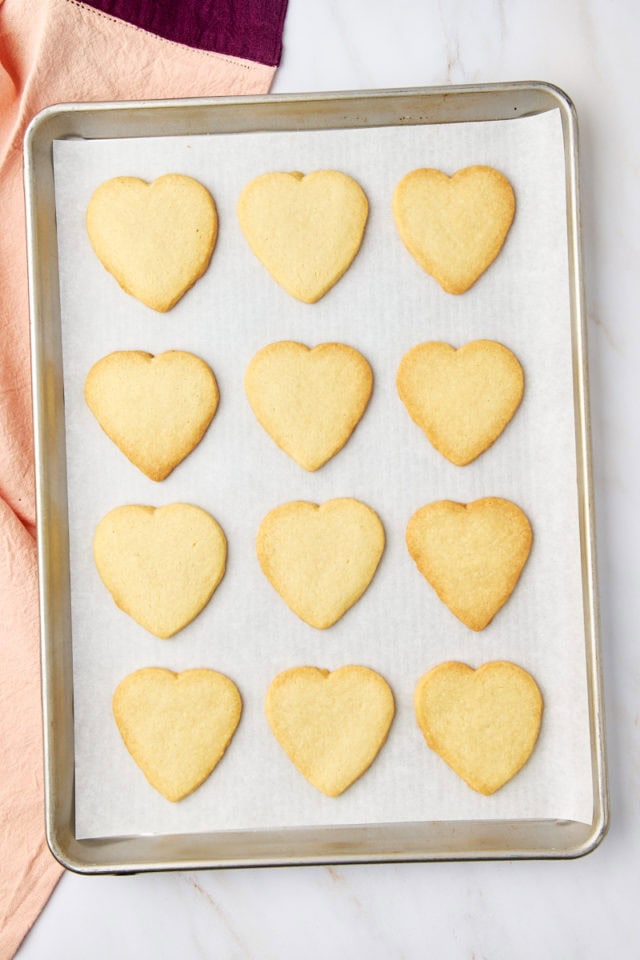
[{"x1": 18, "y1": 1, "x2": 640, "y2": 956}]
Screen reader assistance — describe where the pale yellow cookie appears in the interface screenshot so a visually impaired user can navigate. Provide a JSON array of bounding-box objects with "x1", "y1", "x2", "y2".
[
  {"x1": 406, "y1": 498, "x2": 532, "y2": 631},
  {"x1": 397, "y1": 340, "x2": 524, "y2": 465},
  {"x1": 94, "y1": 503, "x2": 227, "y2": 638},
  {"x1": 237, "y1": 170, "x2": 368, "y2": 303},
  {"x1": 245, "y1": 342, "x2": 373, "y2": 471},
  {"x1": 392, "y1": 165, "x2": 515, "y2": 294},
  {"x1": 87, "y1": 174, "x2": 217, "y2": 311},
  {"x1": 414, "y1": 661, "x2": 543, "y2": 795},
  {"x1": 266, "y1": 666, "x2": 395, "y2": 796},
  {"x1": 113, "y1": 668, "x2": 242, "y2": 802},
  {"x1": 257, "y1": 498, "x2": 385, "y2": 629},
  {"x1": 85, "y1": 350, "x2": 219, "y2": 481}
]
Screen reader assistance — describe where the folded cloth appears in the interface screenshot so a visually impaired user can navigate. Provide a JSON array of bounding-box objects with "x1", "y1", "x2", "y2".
[{"x1": 0, "y1": 1, "x2": 287, "y2": 955}]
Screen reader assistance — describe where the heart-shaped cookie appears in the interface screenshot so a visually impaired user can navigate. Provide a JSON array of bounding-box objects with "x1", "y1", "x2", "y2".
[
  {"x1": 94, "y1": 503, "x2": 227, "y2": 638},
  {"x1": 87, "y1": 174, "x2": 217, "y2": 311},
  {"x1": 245, "y1": 342, "x2": 373, "y2": 471},
  {"x1": 113, "y1": 668, "x2": 242, "y2": 801},
  {"x1": 414, "y1": 661, "x2": 543, "y2": 795},
  {"x1": 397, "y1": 340, "x2": 524, "y2": 465},
  {"x1": 392, "y1": 165, "x2": 515, "y2": 294},
  {"x1": 257, "y1": 498, "x2": 385, "y2": 629},
  {"x1": 85, "y1": 350, "x2": 219, "y2": 480},
  {"x1": 237, "y1": 170, "x2": 368, "y2": 303},
  {"x1": 266, "y1": 666, "x2": 395, "y2": 796},
  {"x1": 406, "y1": 498, "x2": 532, "y2": 631}
]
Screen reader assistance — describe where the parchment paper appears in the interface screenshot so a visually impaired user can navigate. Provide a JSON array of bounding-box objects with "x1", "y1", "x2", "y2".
[{"x1": 53, "y1": 108, "x2": 594, "y2": 839}]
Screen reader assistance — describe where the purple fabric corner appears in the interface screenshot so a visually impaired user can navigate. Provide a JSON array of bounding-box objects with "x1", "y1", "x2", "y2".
[{"x1": 81, "y1": 0, "x2": 288, "y2": 66}]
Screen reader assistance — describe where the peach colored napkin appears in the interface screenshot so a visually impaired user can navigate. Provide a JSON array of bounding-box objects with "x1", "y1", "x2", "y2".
[{"x1": 0, "y1": 1, "x2": 286, "y2": 955}]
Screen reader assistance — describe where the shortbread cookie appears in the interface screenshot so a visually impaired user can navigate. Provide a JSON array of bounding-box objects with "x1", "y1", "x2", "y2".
[
  {"x1": 245, "y1": 342, "x2": 373, "y2": 471},
  {"x1": 266, "y1": 666, "x2": 395, "y2": 796},
  {"x1": 397, "y1": 340, "x2": 524, "y2": 465},
  {"x1": 392, "y1": 165, "x2": 515, "y2": 294},
  {"x1": 113, "y1": 668, "x2": 242, "y2": 802},
  {"x1": 257, "y1": 498, "x2": 385, "y2": 629},
  {"x1": 87, "y1": 174, "x2": 217, "y2": 311},
  {"x1": 85, "y1": 350, "x2": 219, "y2": 480},
  {"x1": 94, "y1": 503, "x2": 227, "y2": 638},
  {"x1": 406, "y1": 498, "x2": 532, "y2": 631},
  {"x1": 414, "y1": 661, "x2": 543, "y2": 795},
  {"x1": 237, "y1": 170, "x2": 368, "y2": 302}
]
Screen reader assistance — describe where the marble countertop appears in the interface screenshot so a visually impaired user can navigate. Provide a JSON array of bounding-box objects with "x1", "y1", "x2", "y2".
[{"x1": 18, "y1": 1, "x2": 639, "y2": 956}]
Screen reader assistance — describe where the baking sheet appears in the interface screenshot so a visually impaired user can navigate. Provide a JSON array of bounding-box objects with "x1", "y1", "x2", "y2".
[{"x1": 52, "y1": 108, "x2": 593, "y2": 839}]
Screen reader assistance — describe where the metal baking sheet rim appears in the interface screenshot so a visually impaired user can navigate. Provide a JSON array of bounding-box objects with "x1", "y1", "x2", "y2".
[{"x1": 24, "y1": 81, "x2": 608, "y2": 873}]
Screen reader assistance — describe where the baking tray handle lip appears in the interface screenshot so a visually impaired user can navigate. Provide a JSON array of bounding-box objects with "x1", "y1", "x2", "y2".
[
  {"x1": 22, "y1": 79, "x2": 578, "y2": 142},
  {"x1": 42, "y1": 828, "x2": 613, "y2": 875},
  {"x1": 48, "y1": 805, "x2": 612, "y2": 873}
]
